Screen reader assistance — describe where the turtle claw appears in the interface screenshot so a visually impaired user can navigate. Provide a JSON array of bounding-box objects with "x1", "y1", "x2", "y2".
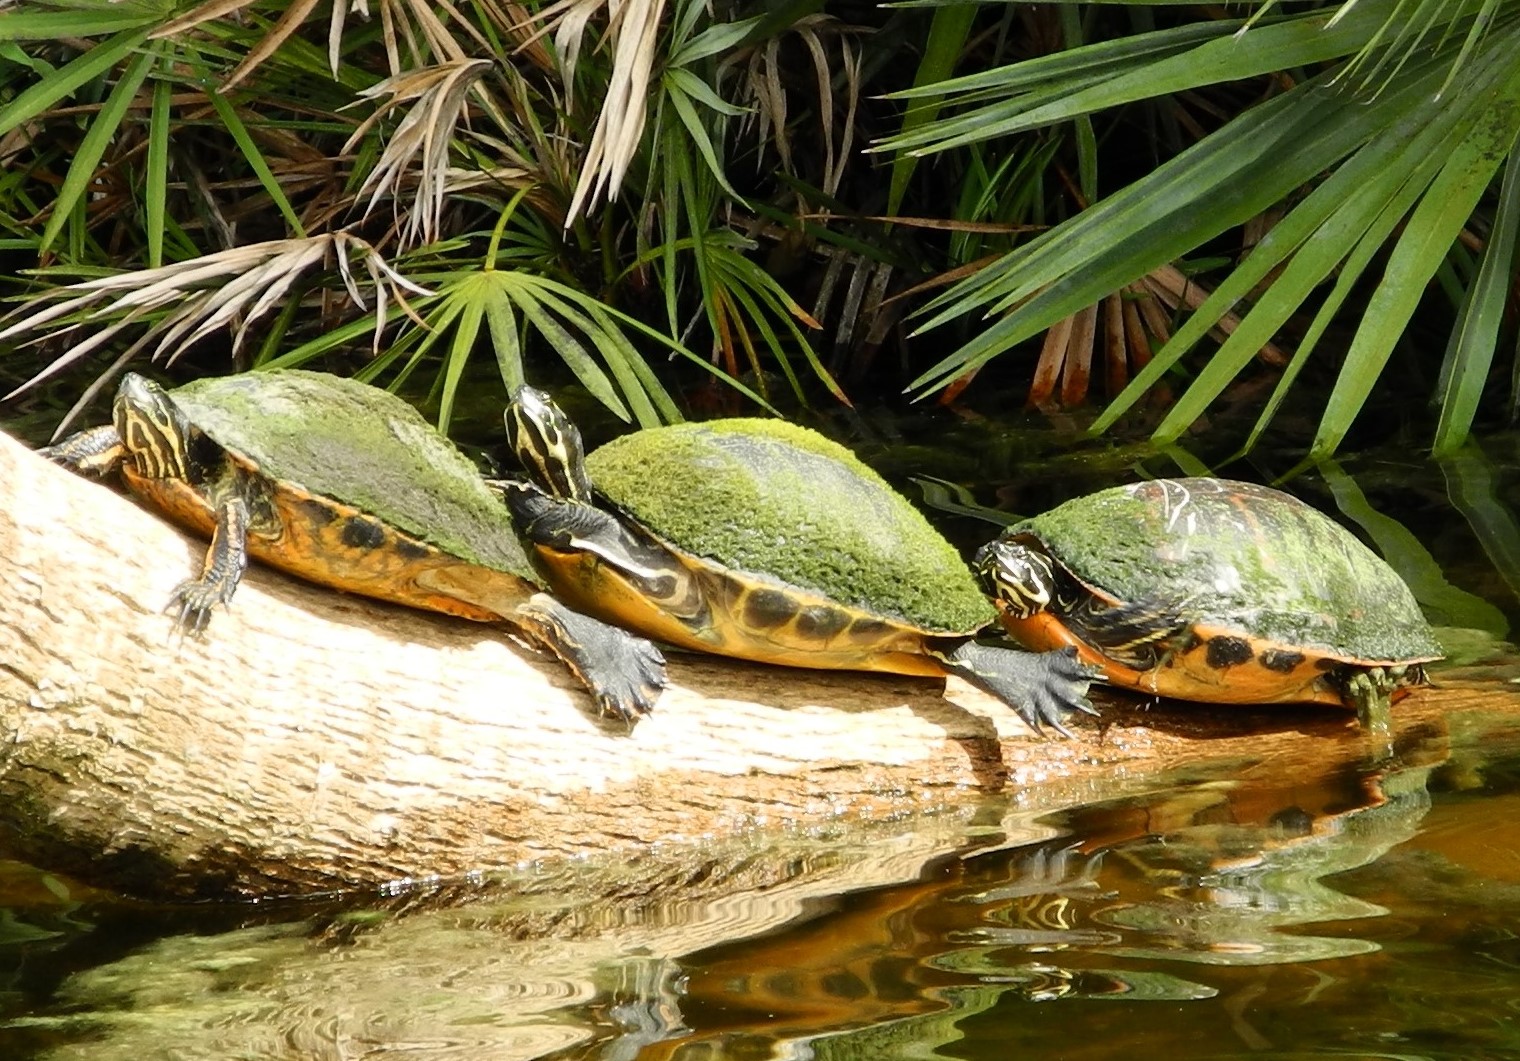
[
  {"x1": 1345, "y1": 664, "x2": 1406, "y2": 731},
  {"x1": 1045, "y1": 646, "x2": 1104, "y2": 716},
  {"x1": 591, "y1": 636, "x2": 667, "y2": 724},
  {"x1": 939, "y1": 642, "x2": 1101, "y2": 738},
  {"x1": 169, "y1": 578, "x2": 233, "y2": 637},
  {"x1": 1015, "y1": 648, "x2": 1102, "y2": 738}
]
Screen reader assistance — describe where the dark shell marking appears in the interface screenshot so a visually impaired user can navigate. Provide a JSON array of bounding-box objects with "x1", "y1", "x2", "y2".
[
  {"x1": 340, "y1": 515, "x2": 388, "y2": 551},
  {"x1": 1259, "y1": 648, "x2": 1306, "y2": 674},
  {"x1": 1205, "y1": 636, "x2": 1253, "y2": 669}
]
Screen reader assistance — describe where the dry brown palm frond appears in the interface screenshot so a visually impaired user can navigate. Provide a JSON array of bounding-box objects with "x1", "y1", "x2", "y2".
[
  {"x1": 1019, "y1": 265, "x2": 1288, "y2": 411},
  {"x1": 225, "y1": 0, "x2": 324, "y2": 89},
  {"x1": 798, "y1": 16, "x2": 861, "y2": 199},
  {"x1": 154, "y1": 0, "x2": 331, "y2": 87},
  {"x1": 479, "y1": 1, "x2": 556, "y2": 72},
  {"x1": 151, "y1": 0, "x2": 261, "y2": 42},
  {"x1": 1143, "y1": 263, "x2": 1288, "y2": 369},
  {"x1": 155, "y1": 0, "x2": 508, "y2": 87},
  {"x1": 344, "y1": 58, "x2": 494, "y2": 250},
  {"x1": 0, "y1": 235, "x2": 430, "y2": 402},
  {"x1": 305, "y1": 164, "x2": 538, "y2": 237},
  {"x1": 382, "y1": 0, "x2": 470, "y2": 67},
  {"x1": 528, "y1": 0, "x2": 667, "y2": 222},
  {"x1": 805, "y1": 244, "x2": 896, "y2": 384},
  {"x1": 729, "y1": 16, "x2": 868, "y2": 198}
]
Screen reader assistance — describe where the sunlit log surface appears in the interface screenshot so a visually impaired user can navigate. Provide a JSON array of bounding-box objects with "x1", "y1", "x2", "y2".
[{"x1": 1, "y1": 427, "x2": 1515, "y2": 902}]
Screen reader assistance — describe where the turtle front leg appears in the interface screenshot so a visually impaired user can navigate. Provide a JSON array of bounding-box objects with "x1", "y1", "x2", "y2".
[
  {"x1": 511, "y1": 593, "x2": 667, "y2": 723},
  {"x1": 172, "y1": 495, "x2": 251, "y2": 635},
  {"x1": 38, "y1": 425, "x2": 126, "y2": 476},
  {"x1": 934, "y1": 641, "x2": 1100, "y2": 738}
]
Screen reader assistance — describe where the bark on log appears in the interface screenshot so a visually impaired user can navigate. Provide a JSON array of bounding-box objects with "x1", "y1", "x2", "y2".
[{"x1": 0, "y1": 427, "x2": 1512, "y2": 901}]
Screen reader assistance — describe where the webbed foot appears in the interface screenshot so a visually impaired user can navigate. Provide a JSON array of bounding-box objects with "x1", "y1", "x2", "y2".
[
  {"x1": 38, "y1": 424, "x2": 125, "y2": 476},
  {"x1": 517, "y1": 594, "x2": 667, "y2": 723},
  {"x1": 940, "y1": 642, "x2": 1101, "y2": 738},
  {"x1": 169, "y1": 496, "x2": 250, "y2": 636},
  {"x1": 1345, "y1": 664, "x2": 1408, "y2": 732}
]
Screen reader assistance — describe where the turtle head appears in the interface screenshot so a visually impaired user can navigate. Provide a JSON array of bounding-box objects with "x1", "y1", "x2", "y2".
[
  {"x1": 975, "y1": 538, "x2": 1055, "y2": 619},
  {"x1": 506, "y1": 386, "x2": 595, "y2": 504},
  {"x1": 113, "y1": 372, "x2": 192, "y2": 480}
]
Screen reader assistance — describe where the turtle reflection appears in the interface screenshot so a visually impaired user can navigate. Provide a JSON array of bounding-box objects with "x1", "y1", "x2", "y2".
[
  {"x1": 1077, "y1": 765, "x2": 1432, "y2": 966},
  {"x1": 663, "y1": 762, "x2": 1436, "y2": 1061}
]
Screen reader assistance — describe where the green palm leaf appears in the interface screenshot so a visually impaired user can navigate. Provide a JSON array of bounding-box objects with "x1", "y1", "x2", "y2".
[{"x1": 896, "y1": 0, "x2": 1520, "y2": 457}]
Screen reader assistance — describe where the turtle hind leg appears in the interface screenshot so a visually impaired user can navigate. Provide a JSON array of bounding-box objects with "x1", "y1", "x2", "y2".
[
  {"x1": 934, "y1": 641, "x2": 1100, "y2": 738},
  {"x1": 513, "y1": 593, "x2": 667, "y2": 723},
  {"x1": 1342, "y1": 664, "x2": 1409, "y2": 731},
  {"x1": 39, "y1": 425, "x2": 125, "y2": 475},
  {"x1": 172, "y1": 495, "x2": 251, "y2": 635}
]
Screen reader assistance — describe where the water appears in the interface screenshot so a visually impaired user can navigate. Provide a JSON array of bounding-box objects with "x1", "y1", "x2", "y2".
[{"x1": 5, "y1": 385, "x2": 1520, "y2": 1059}]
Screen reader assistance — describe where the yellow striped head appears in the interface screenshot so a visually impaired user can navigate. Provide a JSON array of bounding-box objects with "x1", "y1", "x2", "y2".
[
  {"x1": 975, "y1": 539, "x2": 1055, "y2": 619},
  {"x1": 505, "y1": 386, "x2": 594, "y2": 503},
  {"x1": 113, "y1": 373, "x2": 191, "y2": 481}
]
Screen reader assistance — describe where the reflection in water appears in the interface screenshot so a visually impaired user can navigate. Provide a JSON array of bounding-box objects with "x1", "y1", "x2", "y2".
[
  {"x1": 658, "y1": 742, "x2": 1468, "y2": 1060},
  {"x1": 588, "y1": 957, "x2": 689, "y2": 1061},
  {"x1": 1091, "y1": 765, "x2": 1432, "y2": 966},
  {"x1": 11, "y1": 713, "x2": 1520, "y2": 1059}
]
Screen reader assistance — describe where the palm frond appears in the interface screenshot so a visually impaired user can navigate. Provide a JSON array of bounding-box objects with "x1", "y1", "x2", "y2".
[
  {"x1": 890, "y1": 0, "x2": 1520, "y2": 456},
  {"x1": 536, "y1": 0, "x2": 669, "y2": 221},
  {"x1": 1, "y1": 234, "x2": 428, "y2": 396},
  {"x1": 344, "y1": 58, "x2": 494, "y2": 250}
]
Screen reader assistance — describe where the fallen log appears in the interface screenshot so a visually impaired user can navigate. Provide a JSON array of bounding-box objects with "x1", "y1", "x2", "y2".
[{"x1": 0, "y1": 427, "x2": 1511, "y2": 901}]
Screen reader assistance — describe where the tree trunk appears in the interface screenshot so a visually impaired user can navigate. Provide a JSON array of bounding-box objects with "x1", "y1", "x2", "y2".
[{"x1": 0, "y1": 428, "x2": 1507, "y2": 901}]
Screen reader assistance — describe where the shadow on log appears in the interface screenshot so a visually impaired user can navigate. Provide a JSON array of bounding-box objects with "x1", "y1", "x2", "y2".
[{"x1": 1, "y1": 427, "x2": 1516, "y2": 901}]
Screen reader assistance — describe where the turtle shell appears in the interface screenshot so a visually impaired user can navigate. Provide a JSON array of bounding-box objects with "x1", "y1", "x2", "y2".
[
  {"x1": 1003, "y1": 477, "x2": 1442, "y2": 702},
  {"x1": 165, "y1": 370, "x2": 536, "y2": 583},
  {"x1": 584, "y1": 418, "x2": 996, "y2": 636}
]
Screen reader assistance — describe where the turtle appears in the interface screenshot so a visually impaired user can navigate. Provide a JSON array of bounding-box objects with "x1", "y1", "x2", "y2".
[
  {"x1": 40, "y1": 370, "x2": 666, "y2": 721},
  {"x1": 497, "y1": 386, "x2": 1097, "y2": 736},
  {"x1": 973, "y1": 477, "x2": 1444, "y2": 717}
]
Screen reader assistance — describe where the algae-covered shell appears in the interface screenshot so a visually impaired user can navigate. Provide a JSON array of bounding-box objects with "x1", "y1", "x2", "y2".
[
  {"x1": 172, "y1": 371, "x2": 534, "y2": 578},
  {"x1": 1013, "y1": 477, "x2": 1441, "y2": 664},
  {"x1": 584, "y1": 418, "x2": 996, "y2": 635}
]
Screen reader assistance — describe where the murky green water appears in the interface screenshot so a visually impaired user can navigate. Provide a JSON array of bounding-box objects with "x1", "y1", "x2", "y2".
[{"x1": 6, "y1": 383, "x2": 1520, "y2": 1059}]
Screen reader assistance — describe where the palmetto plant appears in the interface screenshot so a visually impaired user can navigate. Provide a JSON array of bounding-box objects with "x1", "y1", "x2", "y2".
[
  {"x1": 891, "y1": 0, "x2": 1520, "y2": 457},
  {"x1": 1, "y1": 0, "x2": 1517, "y2": 458},
  {"x1": 0, "y1": 0, "x2": 811, "y2": 431}
]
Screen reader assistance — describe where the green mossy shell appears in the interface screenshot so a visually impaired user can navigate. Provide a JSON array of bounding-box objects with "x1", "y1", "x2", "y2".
[
  {"x1": 172, "y1": 371, "x2": 533, "y2": 577},
  {"x1": 585, "y1": 418, "x2": 996, "y2": 634},
  {"x1": 1012, "y1": 477, "x2": 1442, "y2": 662}
]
